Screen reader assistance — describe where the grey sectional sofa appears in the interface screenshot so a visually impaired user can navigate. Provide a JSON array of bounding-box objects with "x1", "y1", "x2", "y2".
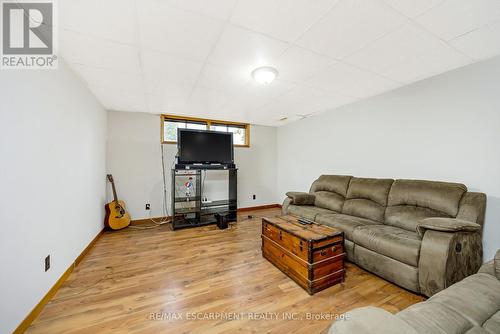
[
  {"x1": 328, "y1": 250, "x2": 500, "y2": 334},
  {"x1": 282, "y1": 175, "x2": 486, "y2": 297}
]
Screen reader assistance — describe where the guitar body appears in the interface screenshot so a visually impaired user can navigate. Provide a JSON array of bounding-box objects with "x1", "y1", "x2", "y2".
[
  {"x1": 104, "y1": 200, "x2": 131, "y2": 230},
  {"x1": 105, "y1": 174, "x2": 131, "y2": 230}
]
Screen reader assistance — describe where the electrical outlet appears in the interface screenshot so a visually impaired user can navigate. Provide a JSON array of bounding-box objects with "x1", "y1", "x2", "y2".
[
  {"x1": 252, "y1": 194, "x2": 256, "y2": 200},
  {"x1": 145, "y1": 203, "x2": 151, "y2": 210},
  {"x1": 45, "y1": 255, "x2": 50, "y2": 272}
]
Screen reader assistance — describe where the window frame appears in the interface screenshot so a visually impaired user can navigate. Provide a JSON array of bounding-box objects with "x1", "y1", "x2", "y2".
[{"x1": 161, "y1": 114, "x2": 250, "y2": 148}]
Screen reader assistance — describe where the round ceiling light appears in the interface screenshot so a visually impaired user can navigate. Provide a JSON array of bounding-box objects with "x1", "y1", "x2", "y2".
[{"x1": 252, "y1": 66, "x2": 278, "y2": 85}]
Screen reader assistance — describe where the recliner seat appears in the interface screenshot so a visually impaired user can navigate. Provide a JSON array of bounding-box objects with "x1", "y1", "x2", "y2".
[
  {"x1": 282, "y1": 175, "x2": 486, "y2": 297},
  {"x1": 328, "y1": 250, "x2": 500, "y2": 334}
]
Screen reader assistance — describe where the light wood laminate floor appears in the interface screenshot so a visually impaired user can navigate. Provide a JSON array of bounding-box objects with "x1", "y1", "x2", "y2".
[{"x1": 26, "y1": 208, "x2": 424, "y2": 333}]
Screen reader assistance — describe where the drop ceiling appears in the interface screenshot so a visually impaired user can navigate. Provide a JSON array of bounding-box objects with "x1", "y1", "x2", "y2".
[{"x1": 60, "y1": 0, "x2": 500, "y2": 126}]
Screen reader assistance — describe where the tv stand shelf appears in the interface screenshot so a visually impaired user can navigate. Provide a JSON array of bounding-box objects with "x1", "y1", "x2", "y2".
[{"x1": 171, "y1": 168, "x2": 237, "y2": 230}]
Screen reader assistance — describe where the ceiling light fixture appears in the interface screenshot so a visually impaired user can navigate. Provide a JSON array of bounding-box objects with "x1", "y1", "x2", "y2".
[{"x1": 252, "y1": 66, "x2": 278, "y2": 85}]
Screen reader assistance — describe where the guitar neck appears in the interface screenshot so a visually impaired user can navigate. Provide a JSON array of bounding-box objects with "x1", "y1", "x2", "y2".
[{"x1": 110, "y1": 180, "x2": 119, "y2": 204}]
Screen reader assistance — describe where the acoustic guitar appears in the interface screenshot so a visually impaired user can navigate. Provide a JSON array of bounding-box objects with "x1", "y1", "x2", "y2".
[{"x1": 105, "y1": 174, "x2": 131, "y2": 230}]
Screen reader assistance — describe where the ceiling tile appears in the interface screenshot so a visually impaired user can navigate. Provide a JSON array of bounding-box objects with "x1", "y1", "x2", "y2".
[
  {"x1": 59, "y1": 0, "x2": 138, "y2": 44},
  {"x1": 141, "y1": 50, "x2": 204, "y2": 92},
  {"x1": 282, "y1": 85, "x2": 357, "y2": 109},
  {"x1": 230, "y1": 0, "x2": 336, "y2": 42},
  {"x1": 246, "y1": 79, "x2": 297, "y2": 99},
  {"x1": 280, "y1": 85, "x2": 331, "y2": 103},
  {"x1": 60, "y1": 30, "x2": 141, "y2": 73},
  {"x1": 416, "y1": 0, "x2": 500, "y2": 40},
  {"x1": 251, "y1": 99, "x2": 305, "y2": 123},
  {"x1": 197, "y1": 64, "x2": 251, "y2": 93},
  {"x1": 71, "y1": 65, "x2": 145, "y2": 93},
  {"x1": 201, "y1": 109, "x2": 249, "y2": 124},
  {"x1": 296, "y1": 0, "x2": 407, "y2": 59},
  {"x1": 138, "y1": 0, "x2": 225, "y2": 62},
  {"x1": 307, "y1": 62, "x2": 401, "y2": 98},
  {"x1": 188, "y1": 86, "x2": 232, "y2": 110},
  {"x1": 146, "y1": 94, "x2": 163, "y2": 114},
  {"x1": 254, "y1": 87, "x2": 356, "y2": 124},
  {"x1": 58, "y1": 0, "x2": 498, "y2": 125},
  {"x1": 89, "y1": 86, "x2": 147, "y2": 112},
  {"x1": 208, "y1": 25, "x2": 289, "y2": 74},
  {"x1": 345, "y1": 23, "x2": 471, "y2": 83},
  {"x1": 165, "y1": 0, "x2": 238, "y2": 20},
  {"x1": 253, "y1": 114, "x2": 304, "y2": 127},
  {"x1": 146, "y1": 83, "x2": 194, "y2": 111},
  {"x1": 220, "y1": 79, "x2": 296, "y2": 118},
  {"x1": 382, "y1": 0, "x2": 444, "y2": 18},
  {"x1": 450, "y1": 21, "x2": 500, "y2": 61},
  {"x1": 185, "y1": 86, "x2": 234, "y2": 115},
  {"x1": 277, "y1": 46, "x2": 337, "y2": 82}
]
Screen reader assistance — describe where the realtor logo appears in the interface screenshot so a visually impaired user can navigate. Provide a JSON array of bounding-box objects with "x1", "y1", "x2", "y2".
[{"x1": 1, "y1": 0, "x2": 57, "y2": 69}]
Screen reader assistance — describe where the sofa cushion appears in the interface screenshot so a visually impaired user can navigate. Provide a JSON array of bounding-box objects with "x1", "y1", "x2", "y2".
[
  {"x1": 310, "y1": 175, "x2": 352, "y2": 212},
  {"x1": 328, "y1": 306, "x2": 419, "y2": 334},
  {"x1": 314, "y1": 191, "x2": 344, "y2": 212},
  {"x1": 398, "y1": 273, "x2": 500, "y2": 334},
  {"x1": 355, "y1": 246, "x2": 419, "y2": 292},
  {"x1": 342, "y1": 177, "x2": 393, "y2": 222},
  {"x1": 428, "y1": 273, "x2": 500, "y2": 328},
  {"x1": 478, "y1": 260, "x2": 496, "y2": 277},
  {"x1": 387, "y1": 179, "x2": 467, "y2": 216},
  {"x1": 483, "y1": 310, "x2": 500, "y2": 334},
  {"x1": 397, "y1": 301, "x2": 474, "y2": 334},
  {"x1": 287, "y1": 204, "x2": 333, "y2": 221},
  {"x1": 353, "y1": 225, "x2": 422, "y2": 266},
  {"x1": 310, "y1": 174, "x2": 352, "y2": 195},
  {"x1": 316, "y1": 213, "x2": 379, "y2": 241},
  {"x1": 467, "y1": 327, "x2": 491, "y2": 334},
  {"x1": 385, "y1": 205, "x2": 450, "y2": 232}
]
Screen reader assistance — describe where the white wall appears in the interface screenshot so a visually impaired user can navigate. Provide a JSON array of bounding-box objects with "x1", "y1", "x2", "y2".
[
  {"x1": 277, "y1": 56, "x2": 500, "y2": 261},
  {"x1": 0, "y1": 61, "x2": 107, "y2": 334},
  {"x1": 106, "y1": 111, "x2": 277, "y2": 220}
]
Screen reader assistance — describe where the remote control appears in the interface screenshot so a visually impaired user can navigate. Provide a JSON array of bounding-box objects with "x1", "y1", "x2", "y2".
[{"x1": 298, "y1": 218, "x2": 314, "y2": 225}]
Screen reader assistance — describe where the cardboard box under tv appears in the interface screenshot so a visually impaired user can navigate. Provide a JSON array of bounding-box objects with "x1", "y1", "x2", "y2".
[{"x1": 261, "y1": 216, "x2": 346, "y2": 295}]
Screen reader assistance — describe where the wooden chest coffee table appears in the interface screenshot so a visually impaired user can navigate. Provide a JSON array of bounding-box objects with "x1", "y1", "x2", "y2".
[{"x1": 261, "y1": 215, "x2": 346, "y2": 295}]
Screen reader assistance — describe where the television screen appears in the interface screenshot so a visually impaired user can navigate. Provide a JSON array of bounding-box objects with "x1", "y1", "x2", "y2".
[{"x1": 178, "y1": 129, "x2": 234, "y2": 164}]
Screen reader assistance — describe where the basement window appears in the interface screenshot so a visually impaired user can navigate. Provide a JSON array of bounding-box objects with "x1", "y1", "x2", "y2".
[
  {"x1": 161, "y1": 115, "x2": 250, "y2": 147},
  {"x1": 211, "y1": 123, "x2": 247, "y2": 146}
]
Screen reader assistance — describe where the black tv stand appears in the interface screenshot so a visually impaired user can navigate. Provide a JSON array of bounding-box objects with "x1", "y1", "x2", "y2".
[{"x1": 171, "y1": 166, "x2": 237, "y2": 230}]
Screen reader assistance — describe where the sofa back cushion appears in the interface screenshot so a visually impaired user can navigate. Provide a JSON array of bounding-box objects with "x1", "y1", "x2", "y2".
[
  {"x1": 385, "y1": 179, "x2": 467, "y2": 231},
  {"x1": 342, "y1": 177, "x2": 394, "y2": 222},
  {"x1": 310, "y1": 175, "x2": 352, "y2": 212}
]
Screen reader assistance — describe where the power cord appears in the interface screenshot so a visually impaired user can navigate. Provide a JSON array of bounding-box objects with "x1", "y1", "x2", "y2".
[{"x1": 130, "y1": 145, "x2": 175, "y2": 230}]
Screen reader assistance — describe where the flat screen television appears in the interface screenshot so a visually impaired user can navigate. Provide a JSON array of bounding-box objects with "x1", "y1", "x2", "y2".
[{"x1": 177, "y1": 129, "x2": 234, "y2": 164}]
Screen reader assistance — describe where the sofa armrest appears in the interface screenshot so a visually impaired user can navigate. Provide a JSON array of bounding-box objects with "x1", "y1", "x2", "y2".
[
  {"x1": 282, "y1": 197, "x2": 292, "y2": 215},
  {"x1": 416, "y1": 217, "x2": 481, "y2": 237},
  {"x1": 328, "y1": 307, "x2": 418, "y2": 334},
  {"x1": 418, "y1": 230, "x2": 482, "y2": 296},
  {"x1": 285, "y1": 191, "x2": 315, "y2": 205}
]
